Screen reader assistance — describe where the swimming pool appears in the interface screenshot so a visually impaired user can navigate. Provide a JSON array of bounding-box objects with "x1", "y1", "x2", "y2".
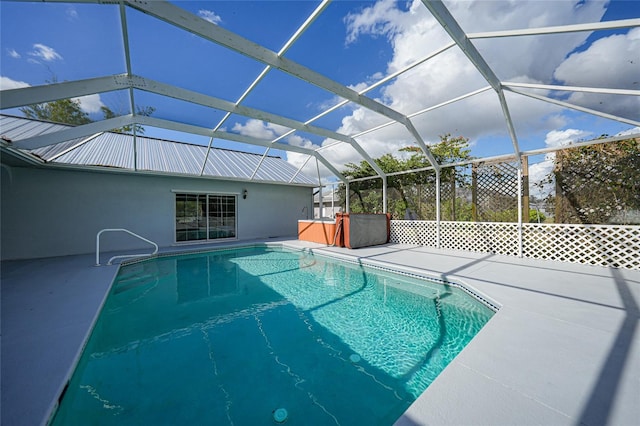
[{"x1": 51, "y1": 246, "x2": 495, "y2": 425}]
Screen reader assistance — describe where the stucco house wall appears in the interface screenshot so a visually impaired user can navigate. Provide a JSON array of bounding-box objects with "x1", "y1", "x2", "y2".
[{"x1": 1, "y1": 165, "x2": 312, "y2": 260}]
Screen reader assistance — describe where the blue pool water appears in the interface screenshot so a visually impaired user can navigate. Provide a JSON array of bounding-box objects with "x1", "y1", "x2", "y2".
[{"x1": 52, "y1": 246, "x2": 494, "y2": 425}]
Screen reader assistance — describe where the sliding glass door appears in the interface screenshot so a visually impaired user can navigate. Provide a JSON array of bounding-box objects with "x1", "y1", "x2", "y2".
[{"x1": 175, "y1": 193, "x2": 236, "y2": 242}]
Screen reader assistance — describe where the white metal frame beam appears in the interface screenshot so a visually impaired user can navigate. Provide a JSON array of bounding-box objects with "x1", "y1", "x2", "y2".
[
  {"x1": 134, "y1": 77, "x2": 386, "y2": 178},
  {"x1": 288, "y1": 155, "x2": 314, "y2": 184},
  {"x1": 468, "y1": 18, "x2": 640, "y2": 39},
  {"x1": 2, "y1": 74, "x2": 340, "y2": 141},
  {"x1": 10, "y1": 112, "x2": 346, "y2": 179},
  {"x1": 503, "y1": 82, "x2": 640, "y2": 97},
  {"x1": 129, "y1": 116, "x2": 345, "y2": 180},
  {"x1": 0, "y1": 75, "x2": 121, "y2": 110},
  {"x1": 283, "y1": 41, "x2": 455, "y2": 140},
  {"x1": 1, "y1": 73, "x2": 376, "y2": 178},
  {"x1": 0, "y1": 0, "x2": 462, "y2": 175},
  {"x1": 3, "y1": 0, "x2": 638, "y2": 187},
  {"x1": 349, "y1": 131, "x2": 640, "y2": 181},
  {"x1": 118, "y1": 2, "x2": 139, "y2": 171},
  {"x1": 340, "y1": 86, "x2": 493, "y2": 143},
  {"x1": 202, "y1": 0, "x2": 332, "y2": 178},
  {"x1": 47, "y1": 133, "x2": 103, "y2": 162},
  {"x1": 421, "y1": 0, "x2": 522, "y2": 165},
  {"x1": 130, "y1": 116, "x2": 349, "y2": 181},
  {"x1": 125, "y1": 0, "x2": 441, "y2": 171},
  {"x1": 126, "y1": 1, "x2": 401, "y2": 121},
  {"x1": 506, "y1": 87, "x2": 640, "y2": 127},
  {"x1": 11, "y1": 115, "x2": 134, "y2": 150}
]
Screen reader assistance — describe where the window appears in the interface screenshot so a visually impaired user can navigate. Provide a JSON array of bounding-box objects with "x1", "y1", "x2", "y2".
[{"x1": 175, "y1": 193, "x2": 236, "y2": 242}]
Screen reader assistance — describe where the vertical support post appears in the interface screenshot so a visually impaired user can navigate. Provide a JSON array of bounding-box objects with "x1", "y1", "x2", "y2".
[
  {"x1": 345, "y1": 181, "x2": 350, "y2": 214},
  {"x1": 517, "y1": 167, "x2": 523, "y2": 258},
  {"x1": 555, "y1": 156, "x2": 563, "y2": 224},
  {"x1": 435, "y1": 169, "x2": 441, "y2": 249},
  {"x1": 119, "y1": 2, "x2": 137, "y2": 172},
  {"x1": 331, "y1": 183, "x2": 335, "y2": 217},
  {"x1": 451, "y1": 169, "x2": 456, "y2": 221},
  {"x1": 521, "y1": 155, "x2": 529, "y2": 222},
  {"x1": 472, "y1": 163, "x2": 478, "y2": 222},
  {"x1": 418, "y1": 183, "x2": 422, "y2": 218},
  {"x1": 133, "y1": 127, "x2": 138, "y2": 171},
  {"x1": 316, "y1": 157, "x2": 323, "y2": 218},
  {"x1": 382, "y1": 175, "x2": 388, "y2": 214}
]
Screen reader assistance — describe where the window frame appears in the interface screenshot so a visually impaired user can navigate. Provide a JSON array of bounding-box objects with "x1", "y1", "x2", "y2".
[{"x1": 174, "y1": 190, "x2": 238, "y2": 243}]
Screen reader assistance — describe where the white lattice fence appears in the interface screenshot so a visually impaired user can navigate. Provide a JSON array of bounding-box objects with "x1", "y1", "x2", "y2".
[
  {"x1": 440, "y1": 221, "x2": 519, "y2": 255},
  {"x1": 523, "y1": 223, "x2": 640, "y2": 269},
  {"x1": 390, "y1": 220, "x2": 640, "y2": 270},
  {"x1": 390, "y1": 220, "x2": 438, "y2": 246}
]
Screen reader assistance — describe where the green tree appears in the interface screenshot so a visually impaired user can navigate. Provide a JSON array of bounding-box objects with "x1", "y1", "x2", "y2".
[
  {"x1": 101, "y1": 105, "x2": 156, "y2": 135},
  {"x1": 22, "y1": 101, "x2": 154, "y2": 134},
  {"x1": 340, "y1": 134, "x2": 473, "y2": 219},
  {"x1": 21, "y1": 98, "x2": 92, "y2": 126},
  {"x1": 405, "y1": 132, "x2": 472, "y2": 165},
  {"x1": 529, "y1": 209, "x2": 546, "y2": 223},
  {"x1": 20, "y1": 79, "x2": 154, "y2": 134}
]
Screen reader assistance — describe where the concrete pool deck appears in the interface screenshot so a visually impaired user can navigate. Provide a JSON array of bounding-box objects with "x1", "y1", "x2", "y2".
[{"x1": 2, "y1": 241, "x2": 639, "y2": 425}]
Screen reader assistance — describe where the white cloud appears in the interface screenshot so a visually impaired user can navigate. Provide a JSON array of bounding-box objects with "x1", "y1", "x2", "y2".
[
  {"x1": 285, "y1": 151, "x2": 313, "y2": 171},
  {"x1": 528, "y1": 158, "x2": 554, "y2": 199},
  {"x1": 231, "y1": 120, "x2": 328, "y2": 180},
  {"x1": 280, "y1": 135, "x2": 321, "y2": 179},
  {"x1": 304, "y1": 0, "x2": 618, "y2": 178},
  {"x1": 616, "y1": 126, "x2": 640, "y2": 137},
  {"x1": 0, "y1": 76, "x2": 30, "y2": 90},
  {"x1": 544, "y1": 128, "x2": 592, "y2": 148},
  {"x1": 7, "y1": 48, "x2": 21, "y2": 59},
  {"x1": 449, "y1": 0, "x2": 607, "y2": 82},
  {"x1": 344, "y1": 0, "x2": 407, "y2": 45},
  {"x1": 232, "y1": 120, "x2": 322, "y2": 169},
  {"x1": 232, "y1": 119, "x2": 290, "y2": 140},
  {"x1": 527, "y1": 128, "x2": 593, "y2": 199},
  {"x1": 230, "y1": 119, "x2": 353, "y2": 180},
  {"x1": 553, "y1": 27, "x2": 640, "y2": 119},
  {"x1": 72, "y1": 94, "x2": 105, "y2": 114},
  {"x1": 198, "y1": 9, "x2": 222, "y2": 25},
  {"x1": 286, "y1": 134, "x2": 315, "y2": 149},
  {"x1": 29, "y1": 43, "x2": 62, "y2": 62},
  {"x1": 555, "y1": 28, "x2": 640, "y2": 90}
]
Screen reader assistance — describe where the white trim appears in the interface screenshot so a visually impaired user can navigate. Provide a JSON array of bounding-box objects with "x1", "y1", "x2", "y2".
[
  {"x1": 171, "y1": 189, "x2": 240, "y2": 195},
  {"x1": 47, "y1": 133, "x2": 103, "y2": 162},
  {"x1": 174, "y1": 192, "x2": 238, "y2": 244},
  {"x1": 171, "y1": 238, "x2": 238, "y2": 247}
]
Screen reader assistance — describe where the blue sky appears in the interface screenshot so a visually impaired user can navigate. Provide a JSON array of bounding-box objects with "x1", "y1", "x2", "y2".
[{"x1": 1, "y1": 0, "x2": 639, "y2": 184}]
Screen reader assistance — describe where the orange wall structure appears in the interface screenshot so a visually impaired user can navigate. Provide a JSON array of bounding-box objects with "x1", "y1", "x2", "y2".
[{"x1": 297, "y1": 220, "x2": 340, "y2": 246}]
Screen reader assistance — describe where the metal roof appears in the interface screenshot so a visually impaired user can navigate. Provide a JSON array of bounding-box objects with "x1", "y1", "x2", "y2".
[
  {"x1": 0, "y1": 115, "x2": 316, "y2": 185},
  {"x1": 0, "y1": 0, "x2": 638, "y2": 184}
]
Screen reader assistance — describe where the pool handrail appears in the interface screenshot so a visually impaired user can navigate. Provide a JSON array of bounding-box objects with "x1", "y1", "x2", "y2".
[{"x1": 96, "y1": 228, "x2": 159, "y2": 266}]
